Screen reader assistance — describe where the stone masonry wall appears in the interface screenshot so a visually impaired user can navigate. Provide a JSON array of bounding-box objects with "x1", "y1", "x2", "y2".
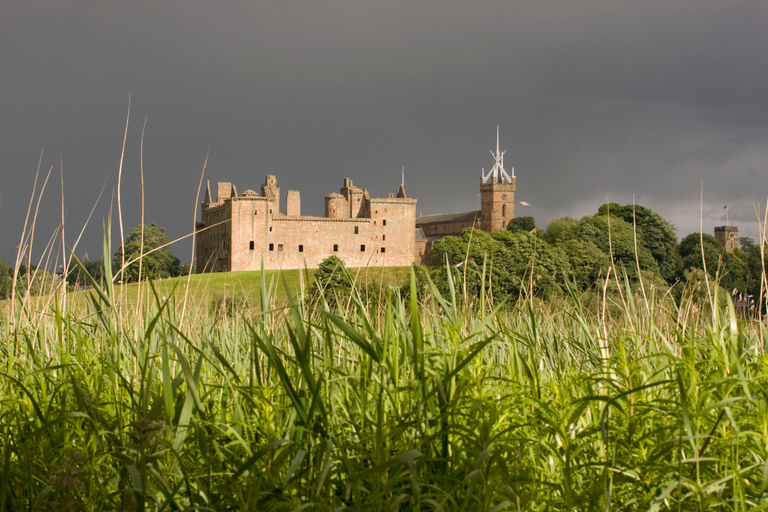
[{"x1": 198, "y1": 176, "x2": 417, "y2": 271}]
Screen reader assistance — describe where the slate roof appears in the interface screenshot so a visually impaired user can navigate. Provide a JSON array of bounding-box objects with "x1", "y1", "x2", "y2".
[{"x1": 415, "y1": 210, "x2": 481, "y2": 226}]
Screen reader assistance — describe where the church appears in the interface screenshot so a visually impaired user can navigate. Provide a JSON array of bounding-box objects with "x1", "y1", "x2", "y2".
[{"x1": 195, "y1": 128, "x2": 517, "y2": 271}]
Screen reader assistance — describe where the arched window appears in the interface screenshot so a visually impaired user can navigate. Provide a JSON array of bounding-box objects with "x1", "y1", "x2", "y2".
[{"x1": 502, "y1": 204, "x2": 506, "y2": 218}]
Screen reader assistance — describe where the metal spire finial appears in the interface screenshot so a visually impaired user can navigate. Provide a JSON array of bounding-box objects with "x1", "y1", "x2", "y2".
[{"x1": 482, "y1": 126, "x2": 513, "y2": 184}]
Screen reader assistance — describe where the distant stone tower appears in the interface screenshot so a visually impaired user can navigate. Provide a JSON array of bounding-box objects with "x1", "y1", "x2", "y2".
[
  {"x1": 714, "y1": 226, "x2": 738, "y2": 253},
  {"x1": 480, "y1": 126, "x2": 516, "y2": 232}
]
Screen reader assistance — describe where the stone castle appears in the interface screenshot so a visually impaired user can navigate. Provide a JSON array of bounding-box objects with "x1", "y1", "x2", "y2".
[{"x1": 196, "y1": 128, "x2": 517, "y2": 271}]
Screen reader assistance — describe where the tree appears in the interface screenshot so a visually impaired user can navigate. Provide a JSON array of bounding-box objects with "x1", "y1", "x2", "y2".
[
  {"x1": 739, "y1": 237, "x2": 755, "y2": 251},
  {"x1": 67, "y1": 259, "x2": 105, "y2": 288},
  {"x1": 556, "y1": 239, "x2": 610, "y2": 291},
  {"x1": 597, "y1": 203, "x2": 680, "y2": 282},
  {"x1": 491, "y1": 230, "x2": 572, "y2": 300},
  {"x1": 0, "y1": 260, "x2": 12, "y2": 299},
  {"x1": 543, "y1": 216, "x2": 579, "y2": 245},
  {"x1": 743, "y1": 243, "x2": 767, "y2": 297},
  {"x1": 575, "y1": 214, "x2": 659, "y2": 280},
  {"x1": 430, "y1": 229, "x2": 571, "y2": 301},
  {"x1": 113, "y1": 223, "x2": 181, "y2": 283},
  {"x1": 16, "y1": 269, "x2": 57, "y2": 297},
  {"x1": 507, "y1": 216, "x2": 536, "y2": 233},
  {"x1": 311, "y1": 255, "x2": 353, "y2": 307},
  {"x1": 678, "y1": 233, "x2": 723, "y2": 276}
]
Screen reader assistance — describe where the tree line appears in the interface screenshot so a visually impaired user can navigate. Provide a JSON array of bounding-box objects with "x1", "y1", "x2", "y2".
[
  {"x1": 0, "y1": 223, "x2": 190, "y2": 299},
  {"x1": 427, "y1": 203, "x2": 766, "y2": 304}
]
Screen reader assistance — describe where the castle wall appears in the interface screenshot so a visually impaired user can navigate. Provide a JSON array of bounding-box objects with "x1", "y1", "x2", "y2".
[
  {"x1": 325, "y1": 194, "x2": 348, "y2": 218},
  {"x1": 216, "y1": 182, "x2": 232, "y2": 203},
  {"x1": 286, "y1": 190, "x2": 300, "y2": 216},
  {"x1": 198, "y1": 176, "x2": 417, "y2": 271},
  {"x1": 197, "y1": 200, "x2": 233, "y2": 272}
]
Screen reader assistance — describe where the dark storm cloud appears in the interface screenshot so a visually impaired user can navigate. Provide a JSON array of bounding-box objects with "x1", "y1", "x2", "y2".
[{"x1": 2, "y1": 1, "x2": 768, "y2": 265}]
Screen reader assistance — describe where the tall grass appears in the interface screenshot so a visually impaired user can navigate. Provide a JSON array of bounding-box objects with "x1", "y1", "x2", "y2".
[{"x1": 2, "y1": 238, "x2": 768, "y2": 511}]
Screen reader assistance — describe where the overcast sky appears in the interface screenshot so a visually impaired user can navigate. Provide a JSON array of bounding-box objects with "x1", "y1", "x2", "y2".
[{"x1": 2, "y1": 1, "x2": 767, "y2": 266}]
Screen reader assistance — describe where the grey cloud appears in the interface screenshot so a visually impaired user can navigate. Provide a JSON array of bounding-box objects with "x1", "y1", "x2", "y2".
[{"x1": 2, "y1": 1, "x2": 768, "y2": 264}]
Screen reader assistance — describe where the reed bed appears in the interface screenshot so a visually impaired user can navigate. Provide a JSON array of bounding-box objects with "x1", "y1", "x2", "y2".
[{"x1": 1, "y1": 261, "x2": 767, "y2": 511}]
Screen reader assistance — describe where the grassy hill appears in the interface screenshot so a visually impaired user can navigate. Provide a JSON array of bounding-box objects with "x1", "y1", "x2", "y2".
[{"x1": 1, "y1": 265, "x2": 414, "y2": 318}]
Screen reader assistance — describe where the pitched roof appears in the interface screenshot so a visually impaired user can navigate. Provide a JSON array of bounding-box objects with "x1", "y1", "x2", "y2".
[{"x1": 415, "y1": 210, "x2": 481, "y2": 226}]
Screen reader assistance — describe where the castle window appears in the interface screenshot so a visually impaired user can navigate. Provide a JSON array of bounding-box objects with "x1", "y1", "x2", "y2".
[
  {"x1": 269, "y1": 226, "x2": 272, "y2": 232},
  {"x1": 269, "y1": 243, "x2": 274, "y2": 251},
  {"x1": 354, "y1": 226, "x2": 359, "y2": 234},
  {"x1": 278, "y1": 244, "x2": 283, "y2": 252},
  {"x1": 502, "y1": 205, "x2": 506, "y2": 218},
  {"x1": 299, "y1": 245, "x2": 303, "y2": 252},
  {"x1": 333, "y1": 244, "x2": 339, "y2": 252},
  {"x1": 383, "y1": 219, "x2": 387, "y2": 226},
  {"x1": 254, "y1": 211, "x2": 257, "y2": 215},
  {"x1": 269, "y1": 209, "x2": 272, "y2": 214},
  {"x1": 361, "y1": 245, "x2": 366, "y2": 252},
  {"x1": 381, "y1": 247, "x2": 385, "y2": 253},
  {"x1": 249, "y1": 241, "x2": 254, "y2": 250},
  {"x1": 501, "y1": 194, "x2": 507, "y2": 201},
  {"x1": 382, "y1": 234, "x2": 386, "y2": 241}
]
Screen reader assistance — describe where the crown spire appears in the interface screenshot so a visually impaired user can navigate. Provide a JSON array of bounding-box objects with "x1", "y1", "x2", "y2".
[{"x1": 482, "y1": 126, "x2": 513, "y2": 184}]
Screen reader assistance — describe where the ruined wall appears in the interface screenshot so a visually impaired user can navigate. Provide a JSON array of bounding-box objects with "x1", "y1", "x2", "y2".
[
  {"x1": 198, "y1": 176, "x2": 417, "y2": 271},
  {"x1": 286, "y1": 190, "x2": 300, "y2": 217},
  {"x1": 197, "y1": 201, "x2": 232, "y2": 272}
]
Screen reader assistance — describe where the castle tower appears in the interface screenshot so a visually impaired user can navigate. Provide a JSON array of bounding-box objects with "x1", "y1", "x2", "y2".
[
  {"x1": 714, "y1": 225, "x2": 738, "y2": 253},
  {"x1": 261, "y1": 175, "x2": 280, "y2": 214},
  {"x1": 480, "y1": 127, "x2": 516, "y2": 232}
]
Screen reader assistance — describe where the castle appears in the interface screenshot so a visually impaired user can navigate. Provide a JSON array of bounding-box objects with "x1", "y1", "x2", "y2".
[{"x1": 196, "y1": 128, "x2": 516, "y2": 271}]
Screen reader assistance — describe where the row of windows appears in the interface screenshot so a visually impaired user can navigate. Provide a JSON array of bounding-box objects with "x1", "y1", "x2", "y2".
[{"x1": 249, "y1": 242, "x2": 386, "y2": 253}]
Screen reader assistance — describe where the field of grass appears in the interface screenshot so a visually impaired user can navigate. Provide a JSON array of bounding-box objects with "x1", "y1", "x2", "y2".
[
  {"x1": 1, "y1": 265, "x2": 414, "y2": 318},
  {"x1": 2, "y1": 260, "x2": 768, "y2": 511}
]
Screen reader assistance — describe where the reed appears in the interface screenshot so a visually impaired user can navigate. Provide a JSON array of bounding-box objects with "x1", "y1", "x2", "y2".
[{"x1": 1, "y1": 231, "x2": 767, "y2": 511}]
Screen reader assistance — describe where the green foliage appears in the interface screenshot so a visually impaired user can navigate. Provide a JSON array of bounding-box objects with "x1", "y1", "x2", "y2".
[
  {"x1": 556, "y1": 239, "x2": 610, "y2": 290},
  {"x1": 178, "y1": 264, "x2": 196, "y2": 275},
  {"x1": 311, "y1": 254, "x2": 353, "y2": 307},
  {"x1": 506, "y1": 215, "x2": 536, "y2": 233},
  {"x1": 0, "y1": 259, "x2": 11, "y2": 299},
  {"x1": 744, "y1": 243, "x2": 767, "y2": 296},
  {"x1": 491, "y1": 230, "x2": 571, "y2": 299},
  {"x1": 113, "y1": 223, "x2": 181, "y2": 283},
  {"x1": 739, "y1": 236, "x2": 755, "y2": 251},
  {"x1": 2, "y1": 260, "x2": 768, "y2": 510},
  {"x1": 722, "y1": 250, "x2": 748, "y2": 292},
  {"x1": 543, "y1": 216, "x2": 579, "y2": 245},
  {"x1": 575, "y1": 214, "x2": 659, "y2": 279},
  {"x1": 15, "y1": 268, "x2": 57, "y2": 297},
  {"x1": 66, "y1": 259, "x2": 105, "y2": 288},
  {"x1": 678, "y1": 233, "x2": 724, "y2": 276},
  {"x1": 677, "y1": 233, "x2": 752, "y2": 294},
  {"x1": 598, "y1": 203, "x2": 680, "y2": 281},
  {"x1": 431, "y1": 228, "x2": 571, "y2": 300}
]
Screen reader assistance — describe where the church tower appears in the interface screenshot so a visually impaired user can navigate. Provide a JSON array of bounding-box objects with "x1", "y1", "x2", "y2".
[{"x1": 480, "y1": 126, "x2": 516, "y2": 232}]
